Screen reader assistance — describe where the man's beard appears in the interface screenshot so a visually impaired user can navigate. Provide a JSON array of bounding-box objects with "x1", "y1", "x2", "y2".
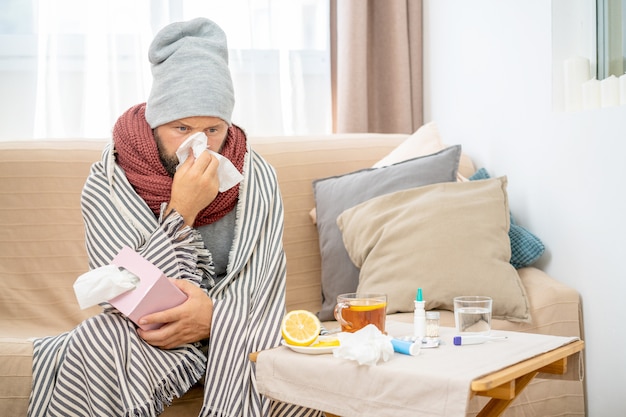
[{"x1": 154, "y1": 130, "x2": 178, "y2": 178}]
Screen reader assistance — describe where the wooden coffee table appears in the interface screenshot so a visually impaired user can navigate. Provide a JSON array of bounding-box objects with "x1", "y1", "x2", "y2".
[
  {"x1": 251, "y1": 322, "x2": 584, "y2": 417},
  {"x1": 466, "y1": 339, "x2": 583, "y2": 416}
]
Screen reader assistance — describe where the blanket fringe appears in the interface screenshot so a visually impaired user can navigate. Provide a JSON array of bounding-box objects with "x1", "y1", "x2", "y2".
[{"x1": 127, "y1": 348, "x2": 206, "y2": 417}]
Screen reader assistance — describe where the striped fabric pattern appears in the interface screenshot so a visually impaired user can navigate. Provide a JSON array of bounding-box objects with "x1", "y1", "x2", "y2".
[
  {"x1": 28, "y1": 142, "x2": 321, "y2": 417},
  {"x1": 30, "y1": 313, "x2": 207, "y2": 416}
]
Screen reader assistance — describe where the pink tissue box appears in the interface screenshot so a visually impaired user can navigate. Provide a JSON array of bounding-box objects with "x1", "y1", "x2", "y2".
[{"x1": 109, "y1": 246, "x2": 187, "y2": 330}]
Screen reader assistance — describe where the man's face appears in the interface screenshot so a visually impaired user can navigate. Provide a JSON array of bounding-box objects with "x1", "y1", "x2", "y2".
[{"x1": 154, "y1": 116, "x2": 229, "y2": 177}]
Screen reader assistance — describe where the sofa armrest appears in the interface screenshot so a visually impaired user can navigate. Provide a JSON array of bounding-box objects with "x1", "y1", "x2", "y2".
[{"x1": 513, "y1": 267, "x2": 583, "y2": 339}]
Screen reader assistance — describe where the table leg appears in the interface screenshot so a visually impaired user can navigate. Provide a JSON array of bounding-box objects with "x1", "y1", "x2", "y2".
[{"x1": 476, "y1": 371, "x2": 538, "y2": 417}]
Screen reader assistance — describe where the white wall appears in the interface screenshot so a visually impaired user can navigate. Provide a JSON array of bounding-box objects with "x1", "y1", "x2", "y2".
[{"x1": 423, "y1": 1, "x2": 626, "y2": 416}]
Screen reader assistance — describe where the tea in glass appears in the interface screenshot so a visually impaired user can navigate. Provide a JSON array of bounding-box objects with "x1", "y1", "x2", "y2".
[{"x1": 334, "y1": 293, "x2": 387, "y2": 333}]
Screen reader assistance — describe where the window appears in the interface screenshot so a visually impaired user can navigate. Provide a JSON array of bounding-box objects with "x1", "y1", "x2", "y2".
[
  {"x1": 596, "y1": 0, "x2": 626, "y2": 79},
  {"x1": 0, "y1": 0, "x2": 331, "y2": 140}
]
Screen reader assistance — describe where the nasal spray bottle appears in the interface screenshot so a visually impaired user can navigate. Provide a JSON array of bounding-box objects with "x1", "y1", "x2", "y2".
[{"x1": 413, "y1": 288, "x2": 426, "y2": 340}]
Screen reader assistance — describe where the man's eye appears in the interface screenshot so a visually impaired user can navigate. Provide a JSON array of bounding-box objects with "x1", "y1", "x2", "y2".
[{"x1": 176, "y1": 126, "x2": 189, "y2": 132}]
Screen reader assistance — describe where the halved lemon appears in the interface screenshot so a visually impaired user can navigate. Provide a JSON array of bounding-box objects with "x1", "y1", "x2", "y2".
[{"x1": 281, "y1": 310, "x2": 321, "y2": 346}]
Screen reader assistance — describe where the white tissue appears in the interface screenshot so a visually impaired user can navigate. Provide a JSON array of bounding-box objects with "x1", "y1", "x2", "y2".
[
  {"x1": 333, "y1": 324, "x2": 394, "y2": 366},
  {"x1": 175, "y1": 132, "x2": 243, "y2": 192},
  {"x1": 73, "y1": 265, "x2": 140, "y2": 310}
]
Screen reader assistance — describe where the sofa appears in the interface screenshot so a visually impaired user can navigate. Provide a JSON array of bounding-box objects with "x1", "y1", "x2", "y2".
[{"x1": 0, "y1": 130, "x2": 585, "y2": 416}]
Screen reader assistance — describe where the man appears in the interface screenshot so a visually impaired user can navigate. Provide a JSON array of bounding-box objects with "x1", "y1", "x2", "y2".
[{"x1": 28, "y1": 18, "x2": 320, "y2": 417}]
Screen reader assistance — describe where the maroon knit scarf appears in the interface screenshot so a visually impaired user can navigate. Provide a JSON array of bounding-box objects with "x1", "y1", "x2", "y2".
[{"x1": 113, "y1": 103, "x2": 246, "y2": 227}]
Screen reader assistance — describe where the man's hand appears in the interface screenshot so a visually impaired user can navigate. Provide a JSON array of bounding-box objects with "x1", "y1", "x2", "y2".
[
  {"x1": 167, "y1": 150, "x2": 220, "y2": 226},
  {"x1": 137, "y1": 279, "x2": 213, "y2": 349}
]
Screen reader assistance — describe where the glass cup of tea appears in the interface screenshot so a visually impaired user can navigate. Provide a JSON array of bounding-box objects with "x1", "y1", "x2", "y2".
[
  {"x1": 453, "y1": 296, "x2": 493, "y2": 335},
  {"x1": 334, "y1": 293, "x2": 387, "y2": 333}
]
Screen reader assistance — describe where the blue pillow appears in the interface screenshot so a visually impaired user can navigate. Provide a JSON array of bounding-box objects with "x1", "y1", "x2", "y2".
[{"x1": 469, "y1": 168, "x2": 545, "y2": 268}]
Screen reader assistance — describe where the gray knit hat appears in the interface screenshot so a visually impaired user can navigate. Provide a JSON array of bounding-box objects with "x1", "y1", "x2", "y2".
[{"x1": 145, "y1": 18, "x2": 235, "y2": 128}]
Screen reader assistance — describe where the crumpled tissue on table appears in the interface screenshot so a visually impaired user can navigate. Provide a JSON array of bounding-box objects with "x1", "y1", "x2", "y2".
[
  {"x1": 175, "y1": 132, "x2": 244, "y2": 192},
  {"x1": 73, "y1": 265, "x2": 139, "y2": 310},
  {"x1": 333, "y1": 324, "x2": 394, "y2": 366}
]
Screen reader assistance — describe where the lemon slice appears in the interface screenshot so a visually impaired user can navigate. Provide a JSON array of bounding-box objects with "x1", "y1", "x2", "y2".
[
  {"x1": 311, "y1": 337, "x2": 340, "y2": 348},
  {"x1": 349, "y1": 302, "x2": 387, "y2": 311},
  {"x1": 281, "y1": 310, "x2": 321, "y2": 347}
]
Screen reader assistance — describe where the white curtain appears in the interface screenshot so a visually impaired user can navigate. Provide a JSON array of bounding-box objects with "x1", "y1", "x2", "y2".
[{"x1": 0, "y1": 0, "x2": 330, "y2": 140}]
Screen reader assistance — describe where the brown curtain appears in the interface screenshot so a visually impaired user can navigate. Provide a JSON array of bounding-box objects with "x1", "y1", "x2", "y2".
[{"x1": 331, "y1": 0, "x2": 423, "y2": 134}]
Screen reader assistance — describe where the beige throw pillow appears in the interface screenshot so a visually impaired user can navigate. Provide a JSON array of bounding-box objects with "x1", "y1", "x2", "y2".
[
  {"x1": 336, "y1": 177, "x2": 530, "y2": 322},
  {"x1": 373, "y1": 121, "x2": 475, "y2": 180}
]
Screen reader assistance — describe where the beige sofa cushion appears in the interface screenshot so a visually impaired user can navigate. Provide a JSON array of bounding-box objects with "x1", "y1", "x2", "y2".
[
  {"x1": 0, "y1": 141, "x2": 104, "y2": 338},
  {"x1": 0, "y1": 141, "x2": 104, "y2": 414},
  {"x1": 337, "y1": 177, "x2": 530, "y2": 322}
]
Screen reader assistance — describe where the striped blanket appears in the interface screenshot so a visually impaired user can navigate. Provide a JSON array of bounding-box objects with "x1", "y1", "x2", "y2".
[{"x1": 28, "y1": 142, "x2": 321, "y2": 417}]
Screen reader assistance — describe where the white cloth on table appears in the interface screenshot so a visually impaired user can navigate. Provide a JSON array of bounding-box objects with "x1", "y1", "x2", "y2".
[{"x1": 256, "y1": 320, "x2": 580, "y2": 417}]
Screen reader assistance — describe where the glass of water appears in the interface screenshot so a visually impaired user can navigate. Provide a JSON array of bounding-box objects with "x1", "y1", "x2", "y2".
[{"x1": 453, "y1": 296, "x2": 492, "y2": 335}]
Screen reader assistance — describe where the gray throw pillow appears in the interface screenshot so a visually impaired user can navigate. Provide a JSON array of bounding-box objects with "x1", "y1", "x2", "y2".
[{"x1": 313, "y1": 145, "x2": 462, "y2": 321}]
